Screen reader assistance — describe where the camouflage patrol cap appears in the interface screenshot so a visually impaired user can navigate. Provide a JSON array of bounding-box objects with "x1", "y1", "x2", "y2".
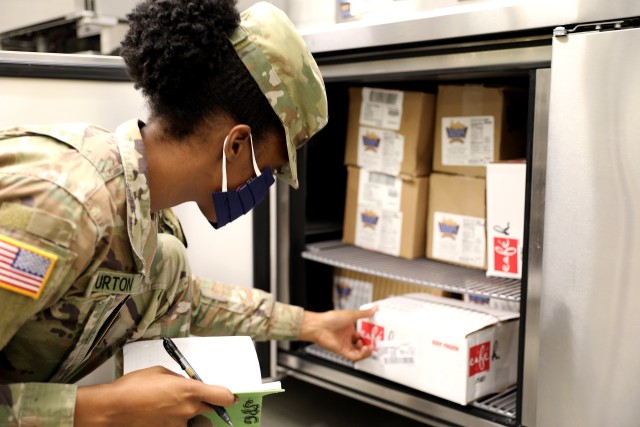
[{"x1": 229, "y1": 2, "x2": 328, "y2": 189}]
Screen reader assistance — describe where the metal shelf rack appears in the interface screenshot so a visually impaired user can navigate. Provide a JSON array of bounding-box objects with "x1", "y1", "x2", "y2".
[
  {"x1": 302, "y1": 344, "x2": 517, "y2": 420},
  {"x1": 302, "y1": 240, "x2": 521, "y2": 302}
]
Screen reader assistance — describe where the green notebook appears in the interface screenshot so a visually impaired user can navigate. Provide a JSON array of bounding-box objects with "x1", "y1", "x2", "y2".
[{"x1": 123, "y1": 336, "x2": 284, "y2": 426}]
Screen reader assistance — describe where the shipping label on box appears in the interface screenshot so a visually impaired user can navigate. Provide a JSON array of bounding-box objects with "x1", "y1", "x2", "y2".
[
  {"x1": 358, "y1": 169, "x2": 403, "y2": 211},
  {"x1": 344, "y1": 166, "x2": 429, "y2": 259},
  {"x1": 345, "y1": 87, "x2": 436, "y2": 177},
  {"x1": 432, "y1": 211, "x2": 486, "y2": 269},
  {"x1": 355, "y1": 293, "x2": 519, "y2": 405},
  {"x1": 355, "y1": 208, "x2": 403, "y2": 257},
  {"x1": 427, "y1": 173, "x2": 486, "y2": 268},
  {"x1": 359, "y1": 87, "x2": 404, "y2": 130},
  {"x1": 486, "y1": 162, "x2": 526, "y2": 279},
  {"x1": 441, "y1": 116, "x2": 495, "y2": 166},
  {"x1": 357, "y1": 126, "x2": 406, "y2": 176},
  {"x1": 433, "y1": 85, "x2": 527, "y2": 177},
  {"x1": 354, "y1": 170, "x2": 404, "y2": 257}
]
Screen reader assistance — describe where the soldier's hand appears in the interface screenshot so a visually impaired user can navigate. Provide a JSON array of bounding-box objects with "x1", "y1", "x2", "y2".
[
  {"x1": 74, "y1": 365, "x2": 237, "y2": 427},
  {"x1": 299, "y1": 306, "x2": 378, "y2": 362}
]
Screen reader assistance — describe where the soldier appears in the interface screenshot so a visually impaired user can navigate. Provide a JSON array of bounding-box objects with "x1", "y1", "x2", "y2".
[{"x1": 0, "y1": 1, "x2": 376, "y2": 426}]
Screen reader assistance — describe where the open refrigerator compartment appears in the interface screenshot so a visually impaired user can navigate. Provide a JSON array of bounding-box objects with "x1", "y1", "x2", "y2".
[
  {"x1": 282, "y1": 68, "x2": 534, "y2": 426},
  {"x1": 287, "y1": 242, "x2": 522, "y2": 425},
  {"x1": 298, "y1": 240, "x2": 521, "y2": 422}
]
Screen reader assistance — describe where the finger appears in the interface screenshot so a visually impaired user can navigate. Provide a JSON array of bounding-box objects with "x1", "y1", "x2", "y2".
[
  {"x1": 352, "y1": 336, "x2": 365, "y2": 349},
  {"x1": 341, "y1": 345, "x2": 373, "y2": 362},
  {"x1": 139, "y1": 365, "x2": 186, "y2": 377},
  {"x1": 350, "y1": 305, "x2": 378, "y2": 320},
  {"x1": 193, "y1": 382, "x2": 236, "y2": 408}
]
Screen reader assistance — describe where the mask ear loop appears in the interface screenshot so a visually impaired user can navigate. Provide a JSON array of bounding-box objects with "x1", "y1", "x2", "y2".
[
  {"x1": 221, "y1": 136, "x2": 229, "y2": 192},
  {"x1": 249, "y1": 133, "x2": 262, "y2": 177}
]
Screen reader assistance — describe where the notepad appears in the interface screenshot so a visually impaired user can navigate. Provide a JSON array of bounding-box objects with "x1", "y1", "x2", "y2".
[{"x1": 123, "y1": 336, "x2": 283, "y2": 426}]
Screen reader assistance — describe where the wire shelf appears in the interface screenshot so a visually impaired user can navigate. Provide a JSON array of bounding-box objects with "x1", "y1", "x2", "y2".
[
  {"x1": 304, "y1": 344, "x2": 355, "y2": 369},
  {"x1": 302, "y1": 241, "x2": 521, "y2": 301},
  {"x1": 303, "y1": 344, "x2": 517, "y2": 420},
  {"x1": 472, "y1": 386, "x2": 517, "y2": 419}
]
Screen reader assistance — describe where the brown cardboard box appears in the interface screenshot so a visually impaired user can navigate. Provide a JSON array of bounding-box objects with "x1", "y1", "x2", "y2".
[
  {"x1": 433, "y1": 85, "x2": 527, "y2": 177},
  {"x1": 426, "y1": 173, "x2": 487, "y2": 269},
  {"x1": 343, "y1": 166, "x2": 428, "y2": 260},
  {"x1": 333, "y1": 267, "x2": 453, "y2": 311},
  {"x1": 345, "y1": 87, "x2": 436, "y2": 177}
]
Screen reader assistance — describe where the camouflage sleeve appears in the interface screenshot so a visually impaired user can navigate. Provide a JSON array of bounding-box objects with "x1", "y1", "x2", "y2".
[
  {"x1": 0, "y1": 384, "x2": 77, "y2": 426},
  {"x1": 0, "y1": 135, "x2": 105, "y2": 427},
  {"x1": 190, "y1": 275, "x2": 304, "y2": 341},
  {"x1": 0, "y1": 136, "x2": 102, "y2": 349}
]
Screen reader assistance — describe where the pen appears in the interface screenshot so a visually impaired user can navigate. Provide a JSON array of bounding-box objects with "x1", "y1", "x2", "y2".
[{"x1": 162, "y1": 337, "x2": 234, "y2": 426}]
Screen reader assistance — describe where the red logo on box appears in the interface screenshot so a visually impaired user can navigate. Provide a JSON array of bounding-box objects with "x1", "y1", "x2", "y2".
[
  {"x1": 469, "y1": 342, "x2": 491, "y2": 377},
  {"x1": 494, "y1": 237, "x2": 519, "y2": 274},
  {"x1": 360, "y1": 321, "x2": 385, "y2": 349}
]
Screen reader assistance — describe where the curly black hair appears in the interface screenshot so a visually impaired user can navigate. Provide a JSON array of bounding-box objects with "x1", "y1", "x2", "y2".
[{"x1": 120, "y1": 0, "x2": 282, "y2": 142}]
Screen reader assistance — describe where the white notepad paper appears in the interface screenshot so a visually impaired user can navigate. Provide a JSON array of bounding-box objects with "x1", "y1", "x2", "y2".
[{"x1": 123, "y1": 336, "x2": 283, "y2": 426}]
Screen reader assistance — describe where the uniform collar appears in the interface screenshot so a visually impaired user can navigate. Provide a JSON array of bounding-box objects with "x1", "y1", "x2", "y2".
[{"x1": 115, "y1": 119, "x2": 157, "y2": 279}]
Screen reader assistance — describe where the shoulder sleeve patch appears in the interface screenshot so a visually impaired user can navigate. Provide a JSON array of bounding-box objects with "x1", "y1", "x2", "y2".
[{"x1": 0, "y1": 235, "x2": 57, "y2": 299}]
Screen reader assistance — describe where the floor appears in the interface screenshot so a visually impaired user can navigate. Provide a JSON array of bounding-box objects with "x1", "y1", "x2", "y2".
[{"x1": 261, "y1": 375, "x2": 431, "y2": 427}]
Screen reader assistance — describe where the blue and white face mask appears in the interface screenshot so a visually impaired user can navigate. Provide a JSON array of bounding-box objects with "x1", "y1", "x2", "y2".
[{"x1": 209, "y1": 134, "x2": 275, "y2": 229}]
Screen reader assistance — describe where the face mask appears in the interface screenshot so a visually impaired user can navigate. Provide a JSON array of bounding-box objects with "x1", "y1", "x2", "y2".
[{"x1": 209, "y1": 134, "x2": 275, "y2": 229}]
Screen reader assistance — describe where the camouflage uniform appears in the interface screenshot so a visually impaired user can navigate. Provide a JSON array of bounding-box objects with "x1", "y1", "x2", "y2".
[
  {"x1": 0, "y1": 2, "x2": 328, "y2": 425},
  {"x1": 0, "y1": 120, "x2": 303, "y2": 426}
]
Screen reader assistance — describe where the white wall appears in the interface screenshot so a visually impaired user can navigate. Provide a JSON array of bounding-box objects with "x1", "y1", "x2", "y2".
[
  {"x1": 0, "y1": 76, "x2": 146, "y2": 129},
  {"x1": 172, "y1": 202, "x2": 253, "y2": 287}
]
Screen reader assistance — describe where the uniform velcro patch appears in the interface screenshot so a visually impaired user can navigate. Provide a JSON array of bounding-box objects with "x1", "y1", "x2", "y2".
[{"x1": 0, "y1": 235, "x2": 57, "y2": 299}]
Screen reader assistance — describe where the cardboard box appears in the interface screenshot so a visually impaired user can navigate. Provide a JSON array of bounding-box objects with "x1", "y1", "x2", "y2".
[
  {"x1": 333, "y1": 267, "x2": 455, "y2": 310},
  {"x1": 486, "y1": 161, "x2": 527, "y2": 279},
  {"x1": 355, "y1": 293, "x2": 519, "y2": 405},
  {"x1": 343, "y1": 166, "x2": 428, "y2": 259},
  {"x1": 426, "y1": 173, "x2": 486, "y2": 269},
  {"x1": 463, "y1": 293, "x2": 520, "y2": 313},
  {"x1": 345, "y1": 87, "x2": 436, "y2": 177},
  {"x1": 433, "y1": 85, "x2": 527, "y2": 177}
]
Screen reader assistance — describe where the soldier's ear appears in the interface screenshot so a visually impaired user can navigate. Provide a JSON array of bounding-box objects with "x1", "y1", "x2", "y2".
[{"x1": 224, "y1": 125, "x2": 252, "y2": 161}]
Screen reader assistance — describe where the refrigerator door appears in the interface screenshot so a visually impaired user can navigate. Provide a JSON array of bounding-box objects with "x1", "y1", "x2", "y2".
[{"x1": 536, "y1": 27, "x2": 640, "y2": 426}]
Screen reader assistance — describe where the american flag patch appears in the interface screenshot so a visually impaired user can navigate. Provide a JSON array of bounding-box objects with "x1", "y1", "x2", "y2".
[{"x1": 0, "y1": 236, "x2": 57, "y2": 299}]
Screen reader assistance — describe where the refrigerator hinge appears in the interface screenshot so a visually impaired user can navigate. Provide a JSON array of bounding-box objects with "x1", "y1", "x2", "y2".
[{"x1": 553, "y1": 19, "x2": 630, "y2": 37}]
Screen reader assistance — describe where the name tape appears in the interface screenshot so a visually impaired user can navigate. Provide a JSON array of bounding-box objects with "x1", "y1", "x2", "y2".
[{"x1": 88, "y1": 270, "x2": 143, "y2": 295}]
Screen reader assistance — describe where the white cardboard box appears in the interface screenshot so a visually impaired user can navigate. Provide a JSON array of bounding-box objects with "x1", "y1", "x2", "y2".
[
  {"x1": 486, "y1": 161, "x2": 526, "y2": 279},
  {"x1": 355, "y1": 293, "x2": 519, "y2": 405}
]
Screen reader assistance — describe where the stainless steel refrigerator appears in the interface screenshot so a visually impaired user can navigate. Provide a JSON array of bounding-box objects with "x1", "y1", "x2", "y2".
[{"x1": 270, "y1": 1, "x2": 640, "y2": 426}]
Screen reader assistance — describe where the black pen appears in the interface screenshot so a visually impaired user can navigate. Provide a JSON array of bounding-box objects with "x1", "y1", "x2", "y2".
[{"x1": 162, "y1": 337, "x2": 234, "y2": 426}]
